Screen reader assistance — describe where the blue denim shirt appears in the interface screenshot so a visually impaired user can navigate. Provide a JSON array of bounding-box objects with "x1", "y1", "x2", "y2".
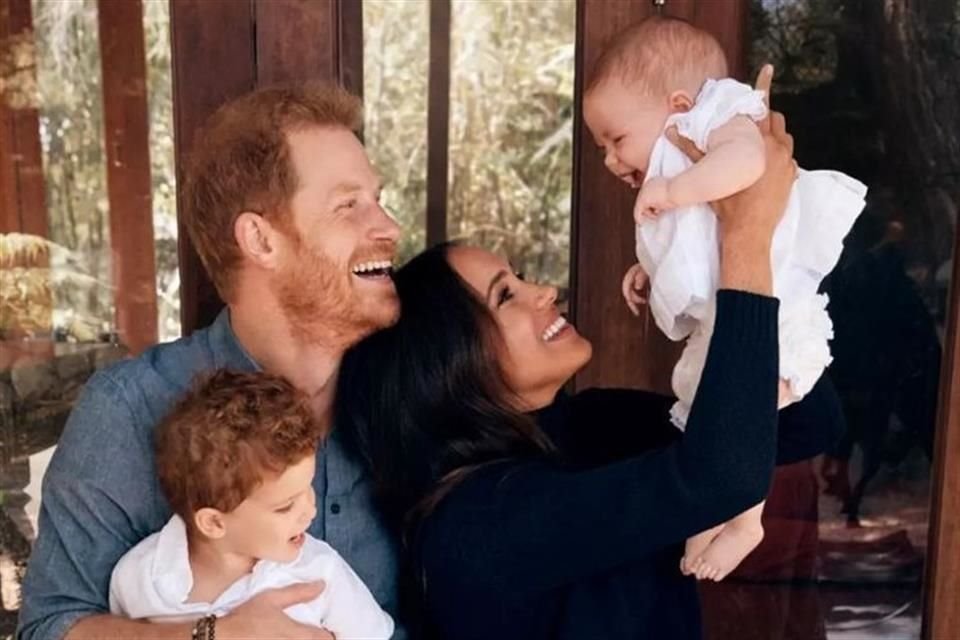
[{"x1": 17, "y1": 310, "x2": 402, "y2": 640}]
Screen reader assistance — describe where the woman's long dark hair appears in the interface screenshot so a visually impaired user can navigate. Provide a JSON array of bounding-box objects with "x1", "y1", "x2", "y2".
[{"x1": 336, "y1": 242, "x2": 556, "y2": 534}]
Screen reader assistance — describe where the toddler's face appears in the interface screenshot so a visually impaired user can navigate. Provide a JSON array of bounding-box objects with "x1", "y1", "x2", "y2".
[
  {"x1": 220, "y1": 454, "x2": 318, "y2": 564},
  {"x1": 584, "y1": 79, "x2": 671, "y2": 189}
]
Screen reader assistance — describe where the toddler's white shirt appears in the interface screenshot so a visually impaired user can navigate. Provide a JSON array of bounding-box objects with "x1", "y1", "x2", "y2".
[{"x1": 109, "y1": 514, "x2": 395, "y2": 639}]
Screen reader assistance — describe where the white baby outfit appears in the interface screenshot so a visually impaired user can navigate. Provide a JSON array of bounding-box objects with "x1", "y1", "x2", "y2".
[
  {"x1": 109, "y1": 515, "x2": 395, "y2": 639},
  {"x1": 636, "y1": 78, "x2": 867, "y2": 427}
]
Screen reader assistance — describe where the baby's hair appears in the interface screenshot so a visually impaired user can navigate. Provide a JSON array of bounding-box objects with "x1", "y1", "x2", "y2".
[
  {"x1": 587, "y1": 16, "x2": 727, "y2": 98},
  {"x1": 155, "y1": 369, "x2": 325, "y2": 524}
]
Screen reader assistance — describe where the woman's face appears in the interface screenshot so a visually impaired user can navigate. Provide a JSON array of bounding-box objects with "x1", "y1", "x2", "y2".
[{"x1": 447, "y1": 245, "x2": 593, "y2": 410}]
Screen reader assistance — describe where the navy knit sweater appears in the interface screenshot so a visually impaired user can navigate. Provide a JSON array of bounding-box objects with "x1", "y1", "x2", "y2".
[{"x1": 412, "y1": 290, "x2": 844, "y2": 640}]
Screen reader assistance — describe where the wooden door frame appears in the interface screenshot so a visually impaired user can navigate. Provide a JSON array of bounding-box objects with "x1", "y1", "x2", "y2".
[{"x1": 923, "y1": 238, "x2": 960, "y2": 638}]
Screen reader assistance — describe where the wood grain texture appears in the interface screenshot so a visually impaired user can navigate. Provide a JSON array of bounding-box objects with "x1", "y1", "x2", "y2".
[
  {"x1": 170, "y1": 0, "x2": 256, "y2": 333},
  {"x1": 426, "y1": 0, "x2": 450, "y2": 247},
  {"x1": 0, "y1": 0, "x2": 47, "y2": 236},
  {"x1": 97, "y1": 0, "x2": 158, "y2": 353},
  {"x1": 570, "y1": 0, "x2": 749, "y2": 394},
  {"x1": 255, "y1": 0, "x2": 337, "y2": 86},
  {"x1": 924, "y1": 231, "x2": 960, "y2": 638}
]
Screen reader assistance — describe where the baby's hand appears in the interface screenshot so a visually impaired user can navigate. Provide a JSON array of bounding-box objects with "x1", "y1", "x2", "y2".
[
  {"x1": 778, "y1": 378, "x2": 797, "y2": 409},
  {"x1": 634, "y1": 177, "x2": 674, "y2": 223},
  {"x1": 621, "y1": 263, "x2": 649, "y2": 316}
]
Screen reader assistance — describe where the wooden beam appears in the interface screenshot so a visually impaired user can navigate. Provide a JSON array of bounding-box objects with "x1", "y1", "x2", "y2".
[
  {"x1": 570, "y1": 0, "x2": 750, "y2": 394},
  {"x1": 924, "y1": 231, "x2": 960, "y2": 636},
  {"x1": 0, "y1": 80, "x2": 17, "y2": 233},
  {"x1": 0, "y1": 0, "x2": 47, "y2": 236},
  {"x1": 337, "y1": 0, "x2": 364, "y2": 100},
  {"x1": 571, "y1": 0, "x2": 675, "y2": 393},
  {"x1": 658, "y1": 0, "x2": 750, "y2": 80},
  {"x1": 170, "y1": 0, "x2": 257, "y2": 334},
  {"x1": 426, "y1": 0, "x2": 450, "y2": 247},
  {"x1": 255, "y1": 0, "x2": 337, "y2": 86},
  {"x1": 97, "y1": 0, "x2": 158, "y2": 354},
  {"x1": 254, "y1": 0, "x2": 364, "y2": 92}
]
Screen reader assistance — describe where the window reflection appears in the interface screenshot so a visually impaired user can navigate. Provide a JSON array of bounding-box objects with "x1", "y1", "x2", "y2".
[
  {"x1": 0, "y1": 0, "x2": 176, "y2": 631},
  {"x1": 700, "y1": 2, "x2": 957, "y2": 638}
]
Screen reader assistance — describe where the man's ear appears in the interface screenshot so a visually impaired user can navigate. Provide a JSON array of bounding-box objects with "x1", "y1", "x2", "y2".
[
  {"x1": 668, "y1": 90, "x2": 694, "y2": 114},
  {"x1": 234, "y1": 211, "x2": 283, "y2": 269},
  {"x1": 194, "y1": 508, "x2": 227, "y2": 540}
]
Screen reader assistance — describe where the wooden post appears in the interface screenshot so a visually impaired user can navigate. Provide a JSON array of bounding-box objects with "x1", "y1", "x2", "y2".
[
  {"x1": 170, "y1": 0, "x2": 363, "y2": 334},
  {"x1": 426, "y1": 0, "x2": 451, "y2": 247},
  {"x1": 0, "y1": 0, "x2": 47, "y2": 236},
  {"x1": 97, "y1": 0, "x2": 158, "y2": 354},
  {"x1": 924, "y1": 235, "x2": 960, "y2": 637},
  {"x1": 170, "y1": 0, "x2": 256, "y2": 334},
  {"x1": 570, "y1": 0, "x2": 748, "y2": 393}
]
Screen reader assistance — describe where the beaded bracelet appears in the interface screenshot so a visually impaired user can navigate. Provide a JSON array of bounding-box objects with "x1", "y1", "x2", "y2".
[{"x1": 191, "y1": 614, "x2": 217, "y2": 640}]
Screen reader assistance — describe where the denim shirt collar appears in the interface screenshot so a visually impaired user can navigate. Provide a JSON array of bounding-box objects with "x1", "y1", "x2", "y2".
[{"x1": 208, "y1": 308, "x2": 261, "y2": 373}]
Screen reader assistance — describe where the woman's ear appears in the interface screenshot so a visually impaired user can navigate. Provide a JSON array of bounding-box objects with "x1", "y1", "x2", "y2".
[
  {"x1": 668, "y1": 90, "x2": 694, "y2": 114},
  {"x1": 194, "y1": 508, "x2": 227, "y2": 540},
  {"x1": 234, "y1": 211, "x2": 283, "y2": 269}
]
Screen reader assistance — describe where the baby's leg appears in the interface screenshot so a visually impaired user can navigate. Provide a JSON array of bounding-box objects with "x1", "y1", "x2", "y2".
[
  {"x1": 693, "y1": 501, "x2": 765, "y2": 581},
  {"x1": 681, "y1": 524, "x2": 724, "y2": 575}
]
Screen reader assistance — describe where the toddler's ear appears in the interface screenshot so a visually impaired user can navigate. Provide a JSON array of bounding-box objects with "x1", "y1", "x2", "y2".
[
  {"x1": 668, "y1": 90, "x2": 694, "y2": 114},
  {"x1": 195, "y1": 507, "x2": 228, "y2": 539}
]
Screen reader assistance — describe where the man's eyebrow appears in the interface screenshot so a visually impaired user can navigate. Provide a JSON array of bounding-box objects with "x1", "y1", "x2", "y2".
[
  {"x1": 329, "y1": 181, "x2": 365, "y2": 197},
  {"x1": 329, "y1": 180, "x2": 383, "y2": 198}
]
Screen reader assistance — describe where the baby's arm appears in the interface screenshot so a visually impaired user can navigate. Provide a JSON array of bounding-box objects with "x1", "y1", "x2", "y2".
[{"x1": 667, "y1": 116, "x2": 766, "y2": 207}]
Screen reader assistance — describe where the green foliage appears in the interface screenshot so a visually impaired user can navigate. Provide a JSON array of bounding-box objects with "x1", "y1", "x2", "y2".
[
  {"x1": 364, "y1": 0, "x2": 576, "y2": 288},
  {"x1": 363, "y1": 0, "x2": 430, "y2": 265},
  {"x1": 31, "y1": 0, "x2": 111, "y2": 329},
  {"x1": 28, "y1": 0, "x2": 179, "y2": 341}
]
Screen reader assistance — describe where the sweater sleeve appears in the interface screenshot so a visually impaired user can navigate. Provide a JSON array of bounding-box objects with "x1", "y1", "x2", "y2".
[
  {"x1": 541, "y1": 389, "x2": 680, "y2": 467},
  {"x1": 557, "y1": 374, "x2": 843, "y2": 469},
  {"x1": 420, "y1": 290, "x2": 780, "y2": 598},
  {"x1": 775, "y1": 373, "x2": 845, "y2": 465}
]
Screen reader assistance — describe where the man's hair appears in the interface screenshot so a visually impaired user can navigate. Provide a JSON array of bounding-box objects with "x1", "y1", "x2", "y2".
[
  {"x1": 155, "y1": 369, "x2": 325, "y2": 521},
  {"x1": 586, "y1": 16, "x2": 727, "y2": 97},
  {"x1": 182, "y1": 84, "x2": 363, "y2": 301}
]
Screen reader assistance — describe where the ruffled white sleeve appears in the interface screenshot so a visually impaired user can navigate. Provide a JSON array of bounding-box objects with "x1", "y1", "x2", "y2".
[{"x1": 668, "y1": 78, "x2": 768, "y2": 152}]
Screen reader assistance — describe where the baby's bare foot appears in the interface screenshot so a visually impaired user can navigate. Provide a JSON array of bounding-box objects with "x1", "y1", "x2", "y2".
[
  {"x1": 693, "y1": 520, "x2": 764, "y2": 582},
  {"x1": 681, "y1": 525, "x2": 723, "y2": 575}
]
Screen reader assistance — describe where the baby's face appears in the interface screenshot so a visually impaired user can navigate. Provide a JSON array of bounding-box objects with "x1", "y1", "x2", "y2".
[
  {"x1": 220, "y1": 454, "x2": 318, "y2": 564},
  {"x1": 584, "y1": 79, "x2": 671, "y2": 188}
]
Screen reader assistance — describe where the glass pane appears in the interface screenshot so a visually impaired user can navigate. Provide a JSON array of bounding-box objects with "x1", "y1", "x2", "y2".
[
  {"x1": 144, "y1": 0, "x2": 179, "y2": 342},
  {"x1": 33, "y1": 0, "x2": 112, "y2": 340},
  {"x1": 362, "y1": 0, "x2": 429, "y2": 266},
  {"x1": 448, "y1": 0, "x2": 575, "y2": 291},
  {"x1": 0, "y1": 0, "x2": 176, "y2": 631},
  {"x1": 700, "y1": 2, "x2": 956, "y2": 639}
]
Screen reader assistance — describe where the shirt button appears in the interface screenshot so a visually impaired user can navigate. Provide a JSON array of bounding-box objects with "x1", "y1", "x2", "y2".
[{"x1": 330, "y1": 503, "x2": 341, "y2": 515}]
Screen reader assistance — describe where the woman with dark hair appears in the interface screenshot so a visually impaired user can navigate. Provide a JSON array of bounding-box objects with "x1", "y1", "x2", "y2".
[{"x1": 337, "y1": 114, "x2": 842, "y2": 639}]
